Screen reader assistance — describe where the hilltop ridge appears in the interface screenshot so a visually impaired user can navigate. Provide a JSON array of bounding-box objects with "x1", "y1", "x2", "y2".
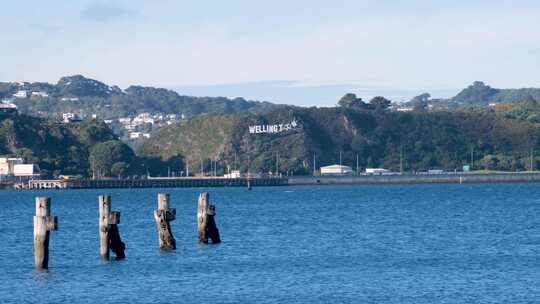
[{"x1": 0, "y1": 75, "x2": 284, "y2": 119}]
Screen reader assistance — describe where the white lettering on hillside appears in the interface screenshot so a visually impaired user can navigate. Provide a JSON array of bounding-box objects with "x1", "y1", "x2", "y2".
[{"x1": 248, "y1": 119, "x2": 299, "y2": 134}]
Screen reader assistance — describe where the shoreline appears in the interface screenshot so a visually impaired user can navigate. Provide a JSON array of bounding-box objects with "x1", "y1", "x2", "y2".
[
  {"x1": 289, "y1": 172, "x2": 540, "y2": 186},
  {"x1": 7, "y1": 172, "x2": 540, "y2": 190}
]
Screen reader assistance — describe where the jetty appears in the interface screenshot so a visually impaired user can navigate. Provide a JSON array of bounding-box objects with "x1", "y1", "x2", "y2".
[
  {"x1": 12, "y1": 172, "x2": 540, "y2": 190},
  {"x1": 15, "y1": 177, "x2": 288, "y2": 189}
]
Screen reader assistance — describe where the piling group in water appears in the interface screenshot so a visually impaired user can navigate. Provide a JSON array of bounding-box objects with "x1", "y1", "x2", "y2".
[{"x1": 32, "y1": 192, "x2": 221, "y2": 270}]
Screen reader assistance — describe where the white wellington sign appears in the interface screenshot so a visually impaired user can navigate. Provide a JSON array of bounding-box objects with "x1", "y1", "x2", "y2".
[{"x1": 248, "y1": 119, "x2": 299, "y2": 134}]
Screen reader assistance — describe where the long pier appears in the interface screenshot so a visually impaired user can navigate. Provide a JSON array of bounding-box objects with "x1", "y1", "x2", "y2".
[
  {"x1": 16, "y1": 177, "x2": 288, "y2": 189},
  {"x1": 13, "y1": 172, "x2": 540, "y2": 190}
]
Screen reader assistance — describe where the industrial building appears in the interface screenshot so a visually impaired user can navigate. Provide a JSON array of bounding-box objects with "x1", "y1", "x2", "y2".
[{"x1": 320, "y1": 165, "x2": 354, "y2": 176}]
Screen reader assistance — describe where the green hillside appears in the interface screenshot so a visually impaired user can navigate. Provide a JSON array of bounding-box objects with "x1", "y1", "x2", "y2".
[
  {"x1": 138, "y1": 107, "x2": 540, "y2": 175},
  {"x1": 0, "y1": 113, "x2": 175, "y2": 178},
  {"x1": 1, "y1": 75, "x2": 283, "y2": 119}
]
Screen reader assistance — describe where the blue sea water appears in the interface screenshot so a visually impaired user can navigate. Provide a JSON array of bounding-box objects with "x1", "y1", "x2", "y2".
[{"x1": 0, "y1": 184, "x2": 539, "y2": 304}]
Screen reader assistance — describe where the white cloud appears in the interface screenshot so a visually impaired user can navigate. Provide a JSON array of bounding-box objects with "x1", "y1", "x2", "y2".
[{"x1": 1, "y1": 2, "x2": 539, "y2": 96}]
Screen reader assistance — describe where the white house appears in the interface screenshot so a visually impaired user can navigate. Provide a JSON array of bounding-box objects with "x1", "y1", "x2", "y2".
[
  {"x1": 61, "y1": 97, "x2": 80, "y2": 102},
  {"x1": 0, "y1": 103, "x2": 18, "y2": 114},
  {"x1": 31, "y1": 91, "x2": 49, "y2": 98},
  {"x1": 13, "y1": 90, "x2": 28, "y2": 98},
  {"x1": 130, "y1": 132, "x2": 151, "y2": 139},
  {"x1": 62, "y1": 112, "x2": 82, "y2": 123},
  {"x1": 320, "y1": 165, "x2": 354, "y2": 176},
  {"x1": 129, "y1": 132, "x2": 142, "y2": 139}
]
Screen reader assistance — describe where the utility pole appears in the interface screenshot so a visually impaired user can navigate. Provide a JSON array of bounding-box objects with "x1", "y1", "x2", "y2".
[
  {"x1": 356, "y1": 153, "x2": 359, "y2": 176},
  {"x1": 247, "y1": 154, "x2": 251, "y2": 178},
  {"x1": 530, "y1": 148, "x2": 534, "y2": 172},
  {"x1": 339, "y1": 151, "x2": 343, "y2": 174},
  {"x1": 399, "y1": 151, "x2": 403, "y2": 174},
  {"x1": 470, "y1": 147, "x2": 474, "y2": 170},
  {"x1": 276, "y1": 152, "x2": 279, "y2": 175},
  {"x1": 313, "y1": 153, "x2": 316, "y2": 176},
  {"x1": 200, "y1": 157, "x2": 203, "y2": 176}
]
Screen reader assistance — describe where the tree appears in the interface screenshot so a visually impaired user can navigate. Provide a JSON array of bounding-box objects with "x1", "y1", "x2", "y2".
[
  {"x1": 338, "y1": 93, "x2": 366, "y2": 108},
  {"x1": 369, "y1": 96, "x2": 391, "y2": 110},
  {"x1": 111, "y1": 162, "x2": 129, "y2": 178},
  {"x1": 410, "y1": 93, "x2": 431, "y2": 104},
  {"x1": 481, "y1": 155, "x2": 499, "y2": 170},
  {"x1": 89, "y1": 140, "x2": 135, "y2": 178}
]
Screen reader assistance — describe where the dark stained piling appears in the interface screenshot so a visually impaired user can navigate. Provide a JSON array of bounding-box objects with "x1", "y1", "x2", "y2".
[
  {"x1": 197, "y1": 193, "x2": 221, "y2": 244},
  {"x1": 33, "y1": 197, "x2": 57, "y2": 270},
  {"x1": 206, "y1": 205, "x2": 221, "y2": 243},
  {"x1": 98, "y1": 195, "x2": 125, "y2": 260},
  {"x1": 154, "y1": 193, "x2": 176, "y2": 250}
]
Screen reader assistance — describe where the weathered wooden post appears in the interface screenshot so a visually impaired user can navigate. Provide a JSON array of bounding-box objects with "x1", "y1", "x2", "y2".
[
  {"x1": 197, "y1": 192, "x2": 221, "y2": 244},
  {"x1": 34, "y1": 197, "x2": 57, "y2": 270},
  {"x1": 98, "y1": 195, "x2": 125, "y2": 260},
  {"x1": 154, "y1": 193, "x2": 176, "y2": 250}
]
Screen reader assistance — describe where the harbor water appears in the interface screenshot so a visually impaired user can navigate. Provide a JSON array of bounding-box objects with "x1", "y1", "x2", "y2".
[{"x1": 0, "y1": 184, "x2": 539, "y2": 303}]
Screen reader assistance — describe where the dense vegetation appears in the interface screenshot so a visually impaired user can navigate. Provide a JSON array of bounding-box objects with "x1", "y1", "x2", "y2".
[
  {"x1": 138, "y1": 106, "x2": 540, "y2": 176},
  {"x1": 3, "y1": 75, "x2": 540, "y2": 178},
  {"x1": 1, "y1": 75, "x2": 283, "y2": 119},
  {"x1": 0, "y1": 113, "x2": 178, "y2": 178},
  {"x1": 408, "y1": 81, "x2": 540, "y2": 108}
]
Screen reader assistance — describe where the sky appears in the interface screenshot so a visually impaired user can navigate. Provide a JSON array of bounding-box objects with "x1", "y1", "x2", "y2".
[{"x1": 1, "y1": 0, "x2": 539, "y2": 106}]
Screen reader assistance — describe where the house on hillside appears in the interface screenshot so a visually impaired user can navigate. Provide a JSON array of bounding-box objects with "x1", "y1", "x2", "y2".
[
  {"x1": 0, "y1": 103, "x2": 18, "y2": 115},
  {"x1": 12, "y1": 90, "x2": 28, "y2": 98},
  {"x1": 31, "y1": 91, "x2": 49, "y2": 98},
  {"x1": 62, "y1": 112, "x2": 82, "y2": 123}
]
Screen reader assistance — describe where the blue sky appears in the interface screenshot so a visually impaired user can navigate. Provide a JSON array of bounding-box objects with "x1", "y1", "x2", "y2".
[{"x1": 1, "y1": 0, "x2": 539, "y2": 105}]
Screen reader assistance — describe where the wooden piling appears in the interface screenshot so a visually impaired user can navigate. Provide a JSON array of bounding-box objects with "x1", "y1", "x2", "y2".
[
  {"x1": 98, "y1": 195, "x2": 125, "y2": 260},
  {"x1": 154, "y1": 193, "x2": 176, "y2": 250},
  {"x1": 197, "y1": 192, "x2": 221, "y2": 244},
  {"x1": 34, "y1": 197, "x2": 57, "y2": 270}
]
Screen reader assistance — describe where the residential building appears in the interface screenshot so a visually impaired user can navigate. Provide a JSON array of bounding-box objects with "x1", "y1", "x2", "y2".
[
  {"x1": 61, "y1": 97, "x2": 80, "y2": 101},
  {"x1": 0, "y1": 103, "x2": 18, "y2": 115},
  {"x1": 31, "y1": 91, "x2": 49, "y2": 98},
  {"x1": 12, "y1": 90, "x2": 28, "y2": 98},
  {"x1": 62, "y1": 112, "x2": 82, "y2": 123}
]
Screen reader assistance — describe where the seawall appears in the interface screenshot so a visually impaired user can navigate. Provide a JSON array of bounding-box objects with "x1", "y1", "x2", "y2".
[{"x1": 289, "y1": 173, "x2": 540, "y2": 186}]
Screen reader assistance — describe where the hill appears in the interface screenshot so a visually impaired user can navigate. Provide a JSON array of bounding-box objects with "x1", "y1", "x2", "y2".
[
  {"x1": 138, "y1": 107, "x2": 540, "y2": 175},
  {"x1": 0, "y1": 75, "x2": 283, "y2": 119},
  {"x1": 408, "y1": 82, "x2": 540, "y2": 108},
  {"x1": 0, "y1": 113, "x2": 175, "y2": 178},
  {"x1": 450, "y1": 81, "x2": 540, "y2": 105}
]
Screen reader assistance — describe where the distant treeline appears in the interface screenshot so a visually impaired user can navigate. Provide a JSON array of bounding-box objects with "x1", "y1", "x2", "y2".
[{"x1": 0, "y1": 75, "x2": 282, "y2": 119}]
